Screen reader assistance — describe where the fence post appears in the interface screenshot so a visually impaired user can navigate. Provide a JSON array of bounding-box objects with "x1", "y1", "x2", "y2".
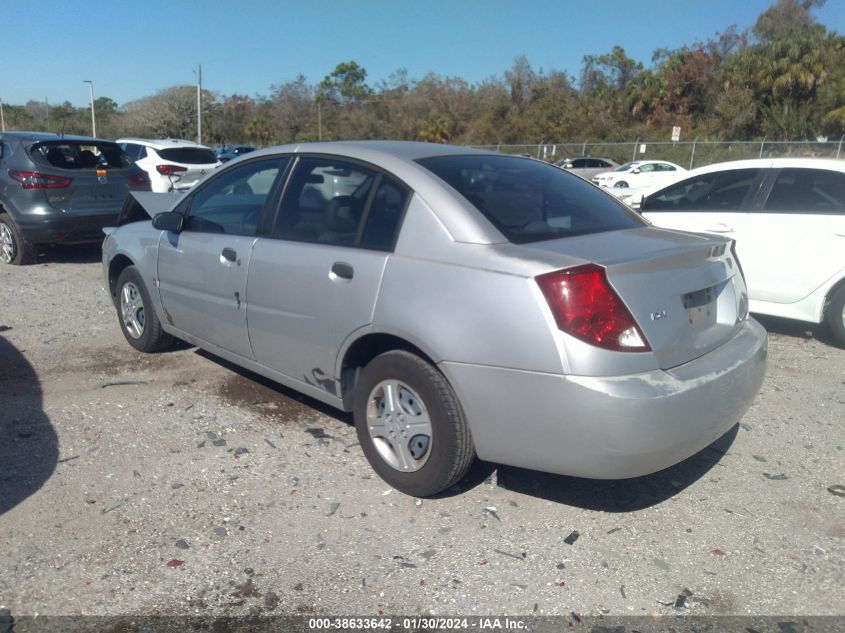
[
  {"x1": 689, "y1": 138, "x2": 698, "y2": 170},
  {"x1": 759, "y1": 138, "x2": 766, "y2": 158},
  {"x1": 582, "y1": 141, "x2": 587, "y2": 157},
  {"x1": 837, "y1": 136, "x2": 844, "y2": 159},
  {"x1": 632, "y1": 138, "x2": 639, "y2": 163}
]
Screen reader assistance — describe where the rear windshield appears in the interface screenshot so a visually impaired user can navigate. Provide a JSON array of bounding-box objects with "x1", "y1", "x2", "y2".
[
  {"x1": 157, "y1": 147, "x2": 218, "y2": 164},
  {"x1": 30, "y1": 141, "x2": 129, "y2": 170},
  {"x1": 417, "y1": 155, "x2": 645, "y2": 243}
]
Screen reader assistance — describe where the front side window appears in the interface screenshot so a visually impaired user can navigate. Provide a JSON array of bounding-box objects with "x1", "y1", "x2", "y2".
[
  {"x1": 184, "y1": 158, "x2": 286, "y2": 235},
  {"x1": 763, "y1": 168, "x2": 845, "y2": 214},
  {"x1": 275, "y1": 158, "x2": 377, "y2": 246},
  {"x1": 643, "y1": 169, "x2": 760, "y2": 212},
  {"x1": 418, "y1": 154, "x2": 645, "y2": 243}
]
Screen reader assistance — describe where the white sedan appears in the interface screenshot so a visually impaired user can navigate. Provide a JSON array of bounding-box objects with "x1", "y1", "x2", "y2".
[
  {"x1": 640, "y1": 158, "x2": 845, "y2": 346},
  {"x1": 593, "y1": 160, "x2": 686, "y2": 189}
]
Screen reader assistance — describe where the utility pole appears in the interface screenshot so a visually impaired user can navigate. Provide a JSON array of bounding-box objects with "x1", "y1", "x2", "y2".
[
  {"x1": 196, "y1": 64, "x2": 202, "y2": 144},
  {"x1": 83, "y1": 80, "x2": 96, "y2": 137},
  {"x1": 0, "y1": 99, "x2": 5, "y2": 132}
]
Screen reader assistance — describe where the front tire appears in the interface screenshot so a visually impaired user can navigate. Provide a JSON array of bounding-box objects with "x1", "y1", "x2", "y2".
[
  {"x1": 115, "y1": 266, "x2": 173, "y2": 352},
  {"x1": 826, "y1": 284, "x2": 845, "y2": 347},
  {"x1": 0, "y1": 213, "x2": 36, "y2": 265},
  {"x1": 353, "y1": 350, "x2": 475, "y2": 497},
  {"x1": 614, "y1": 181, "x2": 629, "y2": 188}
]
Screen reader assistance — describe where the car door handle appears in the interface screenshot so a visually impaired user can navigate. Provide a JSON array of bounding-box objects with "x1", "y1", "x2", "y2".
[
  {"x1": 706, "y1": 224, "x2": 735, "y2": 233},
  {"x1": 331, "y1": 262, "x2": 354, "y2": 280},
  {"x1": 221, "y1": 247, "x2": 238, "y2": 262}
]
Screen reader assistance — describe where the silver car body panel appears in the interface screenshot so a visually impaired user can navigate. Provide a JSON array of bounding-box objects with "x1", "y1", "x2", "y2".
[{"x1": 102, "y1": 141, "x2": 767, "y2": 479}]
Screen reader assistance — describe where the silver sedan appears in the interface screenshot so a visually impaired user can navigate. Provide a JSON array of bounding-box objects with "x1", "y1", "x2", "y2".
[{"x1": 102, "y1": 141, "x2": 767, "y2": 496}]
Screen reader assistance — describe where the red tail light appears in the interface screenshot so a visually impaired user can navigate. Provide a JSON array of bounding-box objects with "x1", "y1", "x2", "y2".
[
  {"x1": 8, "y1": 169, "x2": 72, "y2": 189},
  {"x1": 536, "y1": 264, "x2": 650, "y2": 352},
  {"x1": 129, "y1": 171, "x2": 152, "y2": 190},
  {"x1": 156, "y1": 164, "x2": 187, "y2": 175}
]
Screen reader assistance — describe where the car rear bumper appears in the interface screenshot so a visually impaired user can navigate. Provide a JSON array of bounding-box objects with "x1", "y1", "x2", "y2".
[
  {"x1": 18, "y1": 211, "x2": 120, "y2": 244},
  {"x1": 440, "y1": 317, "x2": 767, "y2": 479}
]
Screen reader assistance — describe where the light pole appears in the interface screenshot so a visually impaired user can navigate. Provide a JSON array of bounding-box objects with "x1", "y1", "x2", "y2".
[{"x1": 83, "y1": 80, "x2": 96, "y2": 137}]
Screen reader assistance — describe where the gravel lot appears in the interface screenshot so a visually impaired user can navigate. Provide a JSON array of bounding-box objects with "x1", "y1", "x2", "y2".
[{"x1": 0, "y1": 245, "x2": 843, "y2": 618}]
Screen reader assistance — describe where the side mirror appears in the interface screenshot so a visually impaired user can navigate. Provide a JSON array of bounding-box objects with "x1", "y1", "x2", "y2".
[
  {"x1": 152, "y1": 211, "x2": 184, "y2": 233},
  {"x1": 630, "y1": 193, "x2": 645, "y2": 210},
  {"x1": 632, "y1": 168, "x2": 641, "y2": 174}
]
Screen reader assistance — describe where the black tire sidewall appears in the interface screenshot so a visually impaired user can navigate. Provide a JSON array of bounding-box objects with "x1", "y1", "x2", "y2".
[
  {"x1": 0, "y1": 213, "x2": 35, "y2": 265},
  {"x1": 115, "y1": 266, "x2": 164, "y2": 352},
  {"x1": 827, "y1": 285, "x2": 845, "y2": 347},
  {"x1": 353, "y1": 351, "x2": 470, "y2": 497}
]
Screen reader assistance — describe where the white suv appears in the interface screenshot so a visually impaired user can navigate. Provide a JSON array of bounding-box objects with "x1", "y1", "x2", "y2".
[
  {"x1": 640, "y1": 158, "x2": 845, "y2": 345},
  {"x1": 118, "y1": 138, "x2": 221, "y2": 193}
]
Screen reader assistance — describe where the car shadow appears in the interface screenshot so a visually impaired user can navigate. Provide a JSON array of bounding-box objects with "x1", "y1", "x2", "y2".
[
  {"x1": 0, "y1": 335, "x2": 58, "y2": 516},
  {"x1": 34, "y1": 243, "x2": 103, "y2": 265},
  {"x1": 753, "y1": 314, "x2": 839, "y2": 347},
  {"x1": 459, "y1": 424, "x2": 740, "y2": 510},
  {"x1": 193, "y1": 348, "x2": 738, "y2": 509}
]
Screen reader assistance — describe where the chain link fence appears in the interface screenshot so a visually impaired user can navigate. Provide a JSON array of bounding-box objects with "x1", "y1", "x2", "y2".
[{"x1": 474, "y1": 139, "x2": 845, "y2": 169}]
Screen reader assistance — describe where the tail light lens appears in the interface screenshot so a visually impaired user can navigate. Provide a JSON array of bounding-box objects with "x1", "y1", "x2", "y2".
[
  {"x1": 536, "y1": 264, "x2": 650, "y2": 352},
  {"x1": 129, "y1": 171, "x2": 152, "y2": 191},
  {"x1": 8, "y1": 170, "x2": 72, "y2": 189},
  {"x1": 156, "y1": 164, "x2": 187, "y2": 175}
]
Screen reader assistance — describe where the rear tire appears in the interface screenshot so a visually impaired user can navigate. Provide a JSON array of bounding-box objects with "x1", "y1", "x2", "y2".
[
  {"x1": 353, "y1": 350, "x2": 475, "y2": 497},
  {"x1": 826, "y1": 284, "x2": 845, "y2": 347},
  {"x1": 115, "y1": 266, "x2": 174, "y2": 352},
  {"x1": 0, "y1": 213, "x2": 36, "y2": 265}
]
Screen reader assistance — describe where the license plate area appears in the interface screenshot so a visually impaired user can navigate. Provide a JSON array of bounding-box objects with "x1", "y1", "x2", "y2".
[{"x1": 683, "y1": 286, "x2": 717, "y2": 333}]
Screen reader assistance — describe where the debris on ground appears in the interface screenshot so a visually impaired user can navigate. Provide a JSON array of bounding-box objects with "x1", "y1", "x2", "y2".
[
  {"x1": 654, "y1": 558, "x2": 670, "y2": 571},
  {"x1": 711, "y1": 548, "x2": 726, "y2": 556},
  {"x1": 764, "y1": 472, "x2": 788, "y2": 480},
  {"x1": 102, "y1": 501, "x2": 123, "y2": 514},
  {"x1": 564, "y1": 530, "x2": 580, "y2": 545},
  {"x1": 166, "y1": 559, "x2": 184, "y2": 567},
  {"x1": 827, "y1": 485, "x2": 845, "y2": 497},
  {"x1": 327, "y1": 502, "x2": 340, "y2": 517},
  {"x1": 494, "y1": 549, "x2": 526, "y2": 560},
  {"x1": 175, "y1": 539, "x2": 189, "y2": 549},
  {"x1": 674, "y1": 588, "x2": 693, "y2": 608},
  {"x1": 483, "y1": 506, "x2": 500, "y2": 521},
  {"x1": 234, "y1": 447, "x2": 250, "y2": 458}
]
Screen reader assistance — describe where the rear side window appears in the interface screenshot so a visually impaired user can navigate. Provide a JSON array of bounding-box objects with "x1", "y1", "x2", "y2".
[
  {"x1": 30, "y1": 141, "x2": 129, "y2": 169},
  {"x1": 417, "y1": 154, "x2": 644, "y2": 243},
  {"x1": 643, "y1": 169, "x2": 760, "y2": 212},
  {"x1": 275, "y1": 158, "x2": 377, "y2": 246},
  {"x1": 361, "y1": 177, "x2": 409, "y2": 251},
  {"x1": 763, "y1": 168, "x2": 845, "y2": 214},
  {"x1": 122, "y1": 143, "x2": 147, "y2": 162},
  {"x1": 157, "y1": 147, "x2": 218, "y2": 164}
]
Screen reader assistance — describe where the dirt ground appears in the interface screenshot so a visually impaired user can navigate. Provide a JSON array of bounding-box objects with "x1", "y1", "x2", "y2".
[{"x1": 0, "y1": 245, "x2": 843, "y2": 619}]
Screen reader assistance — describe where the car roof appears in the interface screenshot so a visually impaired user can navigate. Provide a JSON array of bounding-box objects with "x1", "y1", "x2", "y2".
[
  {"x1": 246, "y1": 140, "x2": 489, "y2": 163},
  {"x1": 116, "y1": 137, "x2": 215, "y2": 151},
  {"x1": 0, "y1": 131, "x2": 113, "y2": 143},
  {"x1": 686, "y1": 157, "x2": 845, "y2": 176}
]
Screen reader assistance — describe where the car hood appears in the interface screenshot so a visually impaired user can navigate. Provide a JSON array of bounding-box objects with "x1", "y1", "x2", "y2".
[{"x1": 116, "y1": 191, "x2": 184, "y2": 226}]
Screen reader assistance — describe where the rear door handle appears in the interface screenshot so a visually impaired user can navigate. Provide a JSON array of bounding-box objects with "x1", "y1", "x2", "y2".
[
  {"x1": 331, "y1": 262, "x2": 354, "y2": 280},
  {"x1": 221, "y1": 247, "x2": 238, "y2": 263}
]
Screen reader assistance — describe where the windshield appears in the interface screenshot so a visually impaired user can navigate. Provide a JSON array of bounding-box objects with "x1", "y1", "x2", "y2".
[
  {"x1": 614, "y1": 162, "x2": 636, "y2": 172},
  {"x1": 417, "y1": 155, "x2": 645, "y2": 244}
]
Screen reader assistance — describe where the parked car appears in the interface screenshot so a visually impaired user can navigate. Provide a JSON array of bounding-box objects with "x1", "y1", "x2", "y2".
[
  {"x1": 102, "y1": 141, "x2": 767, "y2": 496},
  {"x1": 0, "y1": 131, "x2": 150, "y2": 265},
  {"x1": 117, "y1": 138, "x2": 220, "y2": 193},
  {"x1": 639, "y1": 158, "x2": 845, "y2": 346},
  {"x1": 554, "y1": 156, "x2": 619, "y2": 180},
  {"x1": 593, "y1": 160, "x2": 686, "y2": 189},
  {"x1": 217, "y1": 145, "x2": 256, "y2": 163}
]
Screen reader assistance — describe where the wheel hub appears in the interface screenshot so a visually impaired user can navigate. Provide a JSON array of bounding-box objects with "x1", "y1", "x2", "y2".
[
  {"x1": 366, "y1": 380, "x2": 433, "y2": 473},
  {"x1": 0, "y1": 223, "x2": 15, "y2": 264}
]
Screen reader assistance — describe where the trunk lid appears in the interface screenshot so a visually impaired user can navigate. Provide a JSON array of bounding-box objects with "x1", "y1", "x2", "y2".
[{"x1": 525, "y1": 226, "x2": 747, "y2": 369}]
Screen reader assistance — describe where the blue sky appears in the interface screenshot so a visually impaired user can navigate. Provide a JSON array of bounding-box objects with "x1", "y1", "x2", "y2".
[{"x1": 3, "y1": 0, "x2": 843, "y2": 107}]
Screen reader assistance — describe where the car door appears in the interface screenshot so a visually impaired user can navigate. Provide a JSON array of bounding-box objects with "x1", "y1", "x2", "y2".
[
  {"x1": 247, "y1": 156, "x2": 409, "y2": 396},
  {"x1": 156, "y1": 157, "x2": 289, "y2": 358},
  {"x1": 641, "y1": 168, "x2": 763, "y2": 243},
  {"x1": 738, "y1": 167, "x2": 845, "y2": 304}
]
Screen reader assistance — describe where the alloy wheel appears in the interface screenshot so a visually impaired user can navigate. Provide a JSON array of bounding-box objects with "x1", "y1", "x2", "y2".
[{"x1": 120, "y1": 282, "x2": 145, "y2": 339}]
